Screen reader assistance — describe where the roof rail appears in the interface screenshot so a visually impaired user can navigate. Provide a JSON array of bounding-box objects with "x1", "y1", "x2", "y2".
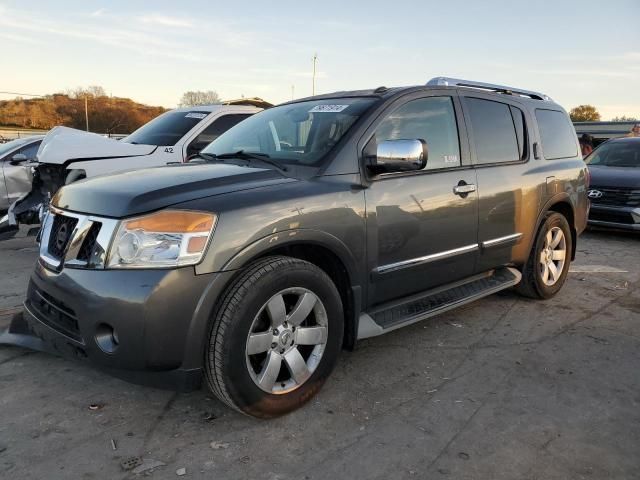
[{"x1": 427, "y1": 77, "x2": 552, "y2": 101}]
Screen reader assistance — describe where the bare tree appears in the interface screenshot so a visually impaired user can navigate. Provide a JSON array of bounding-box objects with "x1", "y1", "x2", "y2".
[
  {"x1": 66, "y1": 86, "x2": 107, "y2": 99},
  {"x1": 179, "y1": 90, "x2": 221, "y2": 107},
  {"x1": 611, "y1": 115, "x2": 638, "y2": 122}
]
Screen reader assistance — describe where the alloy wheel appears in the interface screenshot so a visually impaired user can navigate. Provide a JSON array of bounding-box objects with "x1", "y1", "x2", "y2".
[
  {"x1": 539, "y1": 226, "x2": 567, "y2": 286},
  {"x1": 245, "y1": 287, "x2": 328, "y2": 394}
]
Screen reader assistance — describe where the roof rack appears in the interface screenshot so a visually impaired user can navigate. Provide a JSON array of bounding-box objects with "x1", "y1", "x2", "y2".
[{"x1": 426, "y1": 77, "x2": 552, "y2": 101}]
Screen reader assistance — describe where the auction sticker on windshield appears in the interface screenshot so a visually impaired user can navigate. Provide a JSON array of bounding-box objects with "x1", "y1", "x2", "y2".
[
  {"x1": 309, "y1": 105, "x2": 349, "y2": 113},
  {"x1": 185, "y1": 113, "x2": 208, "y2": 119}
]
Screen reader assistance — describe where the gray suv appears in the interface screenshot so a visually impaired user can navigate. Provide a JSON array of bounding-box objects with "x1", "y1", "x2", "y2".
[{"x1": 1, "y1": 77, "x2": 588, "y2": 418}]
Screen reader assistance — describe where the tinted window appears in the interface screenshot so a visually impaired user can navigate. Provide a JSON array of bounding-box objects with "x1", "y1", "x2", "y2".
[
  {"x1": 124, "y1": 110, "x2": 210, "y2": 146},
  {"x1": 466, "y1": 98, "x2": 520, "y2": 164},
  {"x1": 372, "y1": 97, "x2": 461, "y2": 170},
  {"x1": 510, "y1": 106, "x2": 527, "y2": 160},
  {"x1": 535, "y1": 109, "x2": 578, "y2": 160},
  {"x1": 188, "y1": 114, "x2": 251, "y2": 154},
  {"x1": 585, "y1": 141, "x2": 640, "y2": 168}
]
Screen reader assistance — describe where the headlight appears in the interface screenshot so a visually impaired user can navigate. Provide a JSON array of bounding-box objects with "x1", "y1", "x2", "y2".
[{"x1": 107, "y1": 210, "x2": 217, "y2": 269}]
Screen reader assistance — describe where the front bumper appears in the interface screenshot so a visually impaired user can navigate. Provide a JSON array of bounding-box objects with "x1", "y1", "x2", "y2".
[
  {"x1": 0, "y1": 260, "x2": 235, "y2": 391},
  {"x1": 588, "y1": 204, "x2": 640, "y2": 232}
]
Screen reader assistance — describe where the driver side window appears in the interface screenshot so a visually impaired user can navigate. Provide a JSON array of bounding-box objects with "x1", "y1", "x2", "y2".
[
  {"x1": 18, "y1": 142, "x2": 40, "y2": 160},
  {"x1": 187, "y1": 114, "x2": 251, "y2": 156},
  {"x1": 372, "y1": 97, "x2": 461, "y2": 171}
]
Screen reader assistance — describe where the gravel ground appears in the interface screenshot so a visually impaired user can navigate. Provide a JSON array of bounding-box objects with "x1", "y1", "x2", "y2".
[{"x1": 0, "y1": 229, "x2": 638, "y2": 479}]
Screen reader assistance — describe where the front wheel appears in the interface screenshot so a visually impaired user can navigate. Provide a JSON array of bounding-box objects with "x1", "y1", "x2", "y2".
[
  {"x1": 205, "y1": 256, "x2": 344, "y2": 418},
  {"x1": 517, "y1": 212, "x2": 572, "y2": 299}
]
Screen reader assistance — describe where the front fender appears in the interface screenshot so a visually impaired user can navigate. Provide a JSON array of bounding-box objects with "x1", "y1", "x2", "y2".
[{"x1": 218, "y1": 228, "x2": 361, "y2": 285}]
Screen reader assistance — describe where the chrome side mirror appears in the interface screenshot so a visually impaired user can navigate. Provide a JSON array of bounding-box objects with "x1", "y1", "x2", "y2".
[{"x1": 374, "y1": 139, "x2": 428, "y2": 173}]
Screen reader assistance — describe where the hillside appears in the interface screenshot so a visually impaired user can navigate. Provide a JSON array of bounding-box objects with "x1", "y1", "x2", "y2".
[{"x1": 0, "y1": 89, "x2": 166, "y2": 134}]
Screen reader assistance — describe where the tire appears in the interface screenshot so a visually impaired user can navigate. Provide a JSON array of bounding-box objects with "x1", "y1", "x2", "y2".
[
  {"x1": 517, "y1": 212, "x2": 572, "y2": 299},
  {"x1": 205, "y1": 256, "x2": 344, "y2": 418}
]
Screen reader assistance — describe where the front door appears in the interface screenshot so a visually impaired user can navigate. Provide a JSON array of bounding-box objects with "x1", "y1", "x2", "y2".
[
  {"x1": 364, "y1": 95, "x2": 479, "y2": 306},
  {"x1": 3, "y1": 141, "x2": 40, "y2": 206}
]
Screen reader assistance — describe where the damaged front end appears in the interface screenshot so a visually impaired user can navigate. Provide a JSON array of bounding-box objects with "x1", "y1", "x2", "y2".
[{"x1": 0, "y1": 163, "x2": 68, "y2": 239}]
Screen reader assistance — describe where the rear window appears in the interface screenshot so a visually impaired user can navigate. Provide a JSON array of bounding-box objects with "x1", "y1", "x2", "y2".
[
  {"x1": 123, "y1": 110, "x2": 210, "y2": 146},
  {"x1": 535, "y1": 109, "x2": 577, "y2": 160},
  {"x1": 466, "y1": 98, "x2": 520, "y2": 164}
]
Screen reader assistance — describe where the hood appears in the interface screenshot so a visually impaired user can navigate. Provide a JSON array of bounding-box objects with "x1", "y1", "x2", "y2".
[
  {"x1": 52, "y1": 162, "x2": 293, "y2": 217},
  {"x1": 37, "y1": 126, "x2": 156, "y2": 165},
  {"x1": 588, "y1": 164, "x2": 640, "y2": 189}
]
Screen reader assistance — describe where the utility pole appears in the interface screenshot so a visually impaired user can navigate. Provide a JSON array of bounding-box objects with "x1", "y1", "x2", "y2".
[
  {"x1": 291, "y1": 85, "x2": 295, "y2": 100},
  {"x1": 84, "y1": 96, "x2": 89, "y2": 132},
  {"x1": 312, "y1": 53, "x2": 318, "y2": 96}
]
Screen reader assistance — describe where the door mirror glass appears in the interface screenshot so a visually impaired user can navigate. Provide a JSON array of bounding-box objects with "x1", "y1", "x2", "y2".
[
  {"x1": 9, "y1": 153, "x2": 28, "y2": 165},
  {"x1": 372, "y1": 139, "x2": 427, "y2": 173}
]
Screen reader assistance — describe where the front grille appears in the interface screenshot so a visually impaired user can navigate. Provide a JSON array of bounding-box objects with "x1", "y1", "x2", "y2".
[
  {"x1": 47, "y1": 214, "x2": 78, "y2": 260},
  {"x1": 590, "y1": 186, "x2": 640, "y2": 208},
  {"x1": 27, "y1": 281, "x2": 81, "y2": 342},
  {"x1": 77, "y1": 222, "x2": 102, "y2": 261},
  {"x1": 589, "y1": 210, "x2": 635, "y2": 225}
]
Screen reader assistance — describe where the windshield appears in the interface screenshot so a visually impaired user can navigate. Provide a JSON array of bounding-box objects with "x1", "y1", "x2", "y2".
[
  {"x1": 585, "y1": 141, "x2": 640, "y2": 168},
  {"x1": 202, "y1": 98, "x2": 376, "y2": 166},
  {"x1": 123, "y1": 110, "x2": 211, "y2": 146},
  {"x1": 0, "y1": 137, "x2": 34, "y2": 157}
]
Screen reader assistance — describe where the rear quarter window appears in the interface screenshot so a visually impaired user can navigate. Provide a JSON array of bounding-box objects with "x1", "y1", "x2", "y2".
[{"x1": 535, "y1": 109, "x2": 577, "y2": 160}]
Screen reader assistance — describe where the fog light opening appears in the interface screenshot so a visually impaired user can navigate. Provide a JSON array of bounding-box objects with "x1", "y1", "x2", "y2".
[{"x1": 95, "y1": 324, "x2": 119, "y2": 353}]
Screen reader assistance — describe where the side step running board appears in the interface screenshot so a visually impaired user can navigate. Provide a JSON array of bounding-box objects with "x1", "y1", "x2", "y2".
[{"x1": 357, "y1": 267, "x2": 521, "y2": 339}]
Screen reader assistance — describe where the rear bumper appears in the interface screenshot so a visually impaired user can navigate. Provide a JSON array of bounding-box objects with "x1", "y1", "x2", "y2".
[
  {"x1": 588, "y1": 204, "x2": 640, "y2": 231},
  {"x1": 0, "y1": 260, "x2": 236, "y2": 391}
]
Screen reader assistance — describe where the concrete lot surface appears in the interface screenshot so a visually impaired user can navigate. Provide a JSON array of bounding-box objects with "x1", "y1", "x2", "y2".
[{"x1": 0, "y1": 230, "x2": 638, "y2": 479}]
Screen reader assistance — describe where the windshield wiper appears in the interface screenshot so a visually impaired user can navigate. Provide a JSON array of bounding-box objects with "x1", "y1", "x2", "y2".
[
  {"x1": 212, "y1": 150, "x2": 288, "y2": 173},
  {"x1": 195, "y1": 152, "x2": 219, "y2": 162}
]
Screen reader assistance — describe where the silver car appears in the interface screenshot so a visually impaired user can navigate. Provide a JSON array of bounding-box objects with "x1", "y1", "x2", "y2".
[{"x1": 0, "y1": 136, "x2": 43, "y2": 211}]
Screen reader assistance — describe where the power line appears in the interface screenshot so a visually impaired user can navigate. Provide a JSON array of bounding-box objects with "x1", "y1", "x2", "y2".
[{"x1": 0, "y1": 91, "x2": 45, "y2": 97}]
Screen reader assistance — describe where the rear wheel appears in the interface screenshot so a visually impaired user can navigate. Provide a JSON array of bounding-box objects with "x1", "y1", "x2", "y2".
[
  {"x1": 517, "y1": 212, "x2": 572, "y2": 299},
  {"x1": 205, "y1": 256, "x2": 343, "y2": 418}
]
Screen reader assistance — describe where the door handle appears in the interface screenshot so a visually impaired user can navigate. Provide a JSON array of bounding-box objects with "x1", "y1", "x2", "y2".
[{"x1": 453, "y1": 183, "x2": 476, "y2": 196}]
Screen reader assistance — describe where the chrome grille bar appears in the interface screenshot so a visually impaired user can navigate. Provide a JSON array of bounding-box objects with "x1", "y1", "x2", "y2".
[{"x1": 39, "y1": 206, "x2": 119, "y2": 270}]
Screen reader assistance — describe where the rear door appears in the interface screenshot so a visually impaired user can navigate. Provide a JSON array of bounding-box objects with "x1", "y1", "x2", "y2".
[
  {"x1": 363, "y1": 92, "x2": 479, "y2": 306},
  {"x1": 460, "y1": 95, "x2": 530, "y2": 272}
]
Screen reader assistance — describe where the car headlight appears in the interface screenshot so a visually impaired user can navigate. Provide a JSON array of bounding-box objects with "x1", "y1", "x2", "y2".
[{"x1": 107, "y1": 210, "x2": 217, "y2": 269}]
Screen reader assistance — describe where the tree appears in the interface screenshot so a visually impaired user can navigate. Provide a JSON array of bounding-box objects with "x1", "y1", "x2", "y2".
[
  {"x1": 569, "y1": 105, "x2": 601, "y2": 122},
  {"x1": 179, "y1": 90, "x2": 221, "y2": 107},
  {"x1": 66, "y1": 85, "x2": 107, "y2": 99},
  {"x1": 611, "y1": 115, "x2": 638, "y2": 122}
]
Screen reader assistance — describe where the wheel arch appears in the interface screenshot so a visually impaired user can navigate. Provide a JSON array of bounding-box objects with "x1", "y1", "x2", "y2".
[
  {"x1": 220, "y1": 230, "x2": 364, "y2": 350},
  {"x1": 535, "y1": 194, "x2": 577, "y2": 261}
]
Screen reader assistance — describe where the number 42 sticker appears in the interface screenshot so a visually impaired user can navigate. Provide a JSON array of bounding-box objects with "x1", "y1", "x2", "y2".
[{"x1": 164, "y1": 147, "x2": 174, "y2": 153}]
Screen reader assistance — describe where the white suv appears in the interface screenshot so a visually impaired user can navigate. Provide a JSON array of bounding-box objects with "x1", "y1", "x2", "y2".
[{"x1": 2, "y1": 104, "x2": 262, "y2": 232}]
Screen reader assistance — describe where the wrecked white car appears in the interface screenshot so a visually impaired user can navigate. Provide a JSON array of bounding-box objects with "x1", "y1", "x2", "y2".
[
  {"x1": 0, "y1": 103, "x2": 262, "y2": 236},
  {"x1": 0, "y1": 136, "x2": 43, "y2": 211}
]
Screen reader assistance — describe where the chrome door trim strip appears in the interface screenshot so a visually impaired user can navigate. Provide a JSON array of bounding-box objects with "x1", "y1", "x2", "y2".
[
  {"x1": 374, "y1": 244, "x2": 479, "y2": 275},
  {"x1": 481, "y1": 233, "x2": 523, "y2": 249}
]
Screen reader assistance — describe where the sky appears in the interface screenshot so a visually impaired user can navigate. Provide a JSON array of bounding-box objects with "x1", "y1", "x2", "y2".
[{"x1": 1, "y1": 0, "x2": 639, "y2": 119}]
